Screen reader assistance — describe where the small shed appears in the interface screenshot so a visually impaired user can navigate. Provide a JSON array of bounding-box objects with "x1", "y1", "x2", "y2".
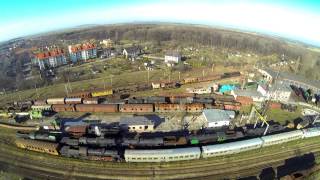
[
  {"x1": 202, "y1": 109, "x2": 235, "y2": 128},
  {"x1": 120, "y1": 116, "x2": 155, "y2": 132}
]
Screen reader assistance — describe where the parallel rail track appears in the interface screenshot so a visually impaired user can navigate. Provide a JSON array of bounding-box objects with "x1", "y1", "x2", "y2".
[{"x1": 1, "y1": 136, "x2": 320, "y2": 180}]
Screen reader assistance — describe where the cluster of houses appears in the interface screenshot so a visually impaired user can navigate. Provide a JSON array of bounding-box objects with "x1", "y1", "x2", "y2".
[{"x1": 32, "y1": 38, "x2": 183, "y2": 71}]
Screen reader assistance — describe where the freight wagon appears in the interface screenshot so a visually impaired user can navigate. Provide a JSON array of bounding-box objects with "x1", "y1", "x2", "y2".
[{"x1": 91, "y1": 89, "x2": 113, "y2": 97}]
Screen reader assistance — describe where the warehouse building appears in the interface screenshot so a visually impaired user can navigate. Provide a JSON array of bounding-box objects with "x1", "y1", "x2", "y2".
[
  {"x1": 202, "y1": 109, "x2": 235, "y2": 128},
  {"x1": 268, "y1": 82, "x2": 292, "y2": 102},
  {"x1": 258, "y1": 68, "x2": 320, "y2": 93},
  {"x1": 120, "y1": 116, "x2": 155, "y2": 132}
]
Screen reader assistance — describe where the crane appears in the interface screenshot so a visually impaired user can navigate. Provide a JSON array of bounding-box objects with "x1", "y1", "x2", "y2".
[{"x1": 249, "y1": 105, "x2": 270, "y2": 136}]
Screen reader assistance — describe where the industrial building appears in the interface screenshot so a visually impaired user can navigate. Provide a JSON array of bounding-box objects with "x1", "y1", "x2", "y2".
[
  {"x1": 202, "y1": 109, "x2": 235, "y2": 128},
  {"x1": 258, "y1": 68, "x2": 320, "y2": 93},
  {"x1": 119, "y1": 116, "x2": 155, "y2": 132}
]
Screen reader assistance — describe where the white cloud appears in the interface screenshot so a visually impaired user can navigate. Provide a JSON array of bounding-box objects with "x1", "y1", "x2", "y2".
[{"x1": 1, "y1": 2, "x2": 319, "y2": 45}]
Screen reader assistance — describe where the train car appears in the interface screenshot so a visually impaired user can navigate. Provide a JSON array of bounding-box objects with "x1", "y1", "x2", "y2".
[
  {"x1": 31, "y1": 105, "x2": 52, "y2": 111},
  {"x1": 15, "y1": 138, "x2": 59, "y2": 155},
  {"x1": 201, "y1": 138, "x2": 263, "y2": 158},
  {"x1": 91, "y1": 89, "x2": 113, "y2": 97},
  {"x1": 183, "y1": 77, "x2": 198, "y2": 84},
  {"x1": 33, "y1": 100, "x2": 47, "y2": 105},
  {"x1": 169, "y1": 96, "x2": 194, "y2": 104},
  {"x1": 193, "y1": 97, "x2": 214, "y2": 104},
  {"x1": 261, "y1": 130, "x2": 303, "y2": 147},
  {"x1": 83, "y1": 137, "x2": 116, "y2": 147},
  {"x1": 302, "y1": 127, "x2": 320, "y2": 138},
  {"x1": 59, "y1": 146, "x2": 87, "y2": 158},
  {"x1": 75, "y1": 104, "x2": 118, "y2": 113},
  {"x1": 119, "y1": 104, "x2": 154, "y2": 113},
  {"x1": 163, "y1": 136, "x2": 188, "y2": 146},
  {"x1": 144, "y1": 96, "x2": 168, "y2": 104},
  {"x1": 221, "y1": 72, "x2": 241, "y2": 79},
  {"x1": 82, "y1": 98, "x2": 100, "y2": 104},
  {"x1": 127, "y1": 98, "x2": 145, "y2": 104},
  {"x1": 52, "y1": 104, "x2": 75, "y2": 112},
  {"x1": 68, "y1": 91, "x2": 92, "y2": 98},
  {"x1": 197, "y1": 75, "x2": 220, "y2": 82},
  {"x1": 125, "y1": 147, "x2": 201, "y2": 162},
  {"x1": 186, "y1": 103, "x2": 204, "y2": 112},
  {"x1": 155, "y1": 104, "x2": 186, "y2": 112},
  {"x1": 224, "y1": 104, "x2": 241, "y2": 111},
  {"x1": 65, "y1": 98, "x2": 82, "y2": 104},
  {"x1": 46, "y1": 98, "x2": 65, "y2": 105}
]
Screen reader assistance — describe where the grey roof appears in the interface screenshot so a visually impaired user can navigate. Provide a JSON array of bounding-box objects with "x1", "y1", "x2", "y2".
[
  {"x1": 165, "y1": 51, "x2": 181, "y2": 57},
  {"x1": 124, "y1": 46, "x2": 141, "y2": 54},
  {"x1": 233, "y1": 89, "x2": 264, "y2": 97},
  {"x1": 119, "y1": 116, "x2": 154, "y2": 126},
  {"x1": 203, "y1": 109, "x2": 235, "y2": 123},
  {"x1": 269, "y1": 82, "x2": 291, "y2": 92},
  {"x1": 263, "y1": 68, "x2": 320, "y2": 90}
]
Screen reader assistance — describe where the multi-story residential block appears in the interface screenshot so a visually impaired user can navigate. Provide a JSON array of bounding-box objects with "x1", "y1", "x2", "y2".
[
  {"x1": 68, "y1": 43, "x2": 97, "y2": 63},
  {"x1": 33, "y1": 48, "x2": 67, "y2": 70}
]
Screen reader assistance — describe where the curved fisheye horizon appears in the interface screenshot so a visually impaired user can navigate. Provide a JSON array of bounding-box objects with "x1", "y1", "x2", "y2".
[
  {"x1": 2, "y1": 1, "x2": 320, "y2": 180},
  {"x1": 1, "y1": 0, "x2": 320, "y2": 46}
]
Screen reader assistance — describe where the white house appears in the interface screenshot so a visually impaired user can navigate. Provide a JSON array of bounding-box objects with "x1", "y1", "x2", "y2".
[
  {"x1": 165, "y1": 51, "x2": 181, "y2": 64},
  {"x1": 202, "y1": 109, "x2": 235, "y2": 128}
]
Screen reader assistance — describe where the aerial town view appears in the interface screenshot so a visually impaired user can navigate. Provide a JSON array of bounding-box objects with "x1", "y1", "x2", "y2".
[{"x1": 1, "y1": 0, "x2": 320, "y2": 180}]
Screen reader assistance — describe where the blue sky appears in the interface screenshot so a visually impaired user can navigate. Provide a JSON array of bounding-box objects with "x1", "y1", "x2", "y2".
[{"x1": 1, "y1": 0, "x2": 320, "y2": 46}]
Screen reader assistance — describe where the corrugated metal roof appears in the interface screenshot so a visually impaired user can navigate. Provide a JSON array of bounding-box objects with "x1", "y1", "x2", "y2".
[
  {"x1": 120, "y1": 116, "x2": 154, "y2": 126},
  {"x1": 202, "y1": 109, "x2": 235, "y2": 123},
  {"x1": 233, "y1": 89, "x2": 264, "y2": 97}
]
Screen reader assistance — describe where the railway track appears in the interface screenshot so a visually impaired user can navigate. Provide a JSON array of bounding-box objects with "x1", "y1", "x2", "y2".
[{"x1": 1, "y1": 136, "x2": 320, "y2": 180}]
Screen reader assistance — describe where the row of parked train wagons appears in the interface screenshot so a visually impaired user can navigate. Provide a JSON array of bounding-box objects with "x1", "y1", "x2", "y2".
[{"x1": 15, "y1": 127, "x2": 320, "y2": 163}]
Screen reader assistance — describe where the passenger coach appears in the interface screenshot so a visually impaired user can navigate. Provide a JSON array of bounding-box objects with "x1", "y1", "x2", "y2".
[{"x1": 125, "y1": 147, "x2": 201, "y2": 162}]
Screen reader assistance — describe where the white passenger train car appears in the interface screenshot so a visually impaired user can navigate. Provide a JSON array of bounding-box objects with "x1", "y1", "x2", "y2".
[
  {"x1": 125, "y1": 147, "x2": 201, "y2": 162},
  {"x1": 261, "y1": 130, "x2": 303, "y2": 147},
  {"x1": 201, "y1": 138, "x2": 263, "y2": 158},
  {"x1": 302, "y1": 127, "x2": 320, "y2": 138}
]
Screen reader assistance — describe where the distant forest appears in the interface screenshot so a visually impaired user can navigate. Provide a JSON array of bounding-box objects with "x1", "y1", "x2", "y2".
[{"x1": 0, "y1": 23, "x2": 319, "y2": 91}]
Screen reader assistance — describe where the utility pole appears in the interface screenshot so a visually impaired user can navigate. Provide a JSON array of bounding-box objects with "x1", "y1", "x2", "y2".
[
  {"x1": 178, "y1": 72, "x2": 181, "y2": 80},
  {"x1": 110, "y1": 75, "x2": 113, "y2": 87},
  {"x1": 202, "y1": 69, "x2": 205, "y2": 77},
  {"x1": 64, "y1": 84, "x2": 69, "y2": 96},
  {"x1": 35, "y1": 84, "x2": 39, "y2": 98},
  {"x1": 103, "y1": 78, "x2": 106, "y2": 89},
  {"x1": 147, "y1": 70, "x2": 150, "y2": 84}
]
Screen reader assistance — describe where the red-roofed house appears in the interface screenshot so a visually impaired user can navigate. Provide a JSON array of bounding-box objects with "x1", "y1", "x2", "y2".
[
  {"x1": 33, "y1": 48, "x2": 67, "y2": 70},
  {"x1": 68, "y1": 43, "x2": 97, "y2": 63}
]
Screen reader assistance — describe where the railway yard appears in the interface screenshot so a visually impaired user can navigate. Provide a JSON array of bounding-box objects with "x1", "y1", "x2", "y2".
[{"x1": 0, "y1": 68, "x2": 320, "y2": 179}]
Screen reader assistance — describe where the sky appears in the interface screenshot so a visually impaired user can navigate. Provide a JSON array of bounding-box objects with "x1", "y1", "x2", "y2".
[{"x1": 1, "y1": 0, "x2": 320, "y2": 46}]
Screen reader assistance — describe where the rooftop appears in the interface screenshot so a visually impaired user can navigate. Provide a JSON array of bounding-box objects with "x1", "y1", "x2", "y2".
[
  {"x1": 269, "y1": 82, "x2": 292, "y2": 92},
  {"x1": 123, "y1": 46, "x2": 141, "y2": 54},
  {"x1": 69, "y1": 43, "x2": 96, "y2": 53},
  {"x1": 233, "y1": 89, "x2": 264, "y2": 98},
  {"x1": 262, "y1": 68, "x2": 320, "y2": 90},
  {"x1": 165, "y1": 51, "x2": 181, "y2": 57},
  {"x1": 34, "y1": 48, "x2": 65, "y2": 59},
  {"x1": 202, "y1": 109, "x2": 235, "y2": 123},
  {"x1": 119, "y1": 116, "x2": 154, "y2": 126}
]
